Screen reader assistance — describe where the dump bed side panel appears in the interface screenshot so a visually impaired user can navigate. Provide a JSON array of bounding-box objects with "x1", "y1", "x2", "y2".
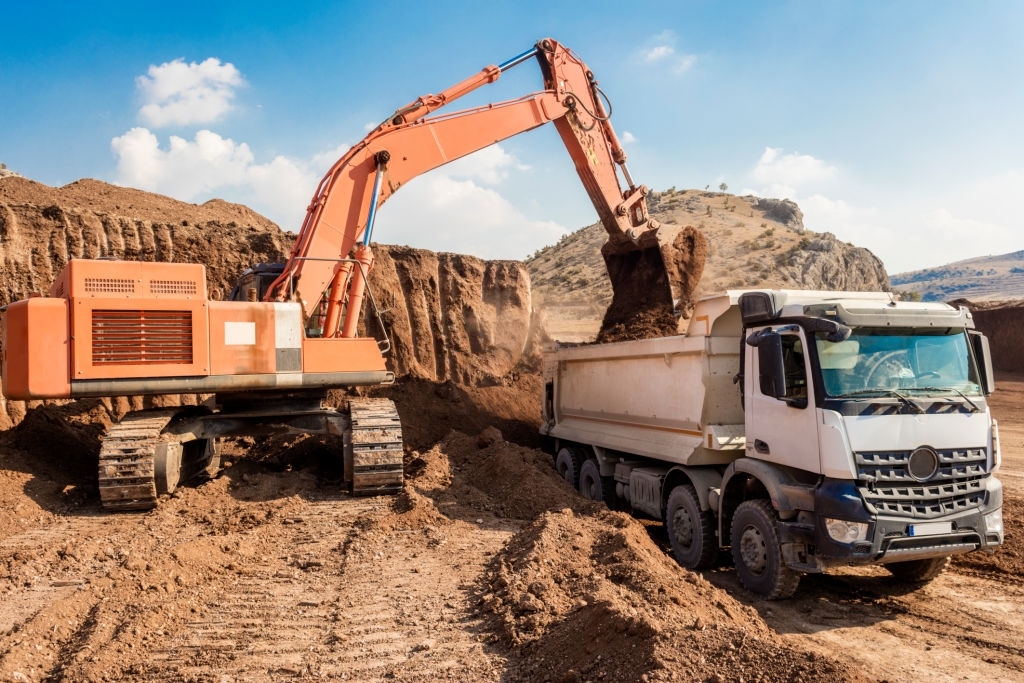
[{"x1": 545, "y1": 334, "x2": 741, "y2": 463}]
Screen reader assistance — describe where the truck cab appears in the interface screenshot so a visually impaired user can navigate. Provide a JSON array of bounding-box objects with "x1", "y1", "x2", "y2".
[
  {"x1": 542, "y1": 289, "x2": 1004, "y2": 599},
  {"x1": 736, "y1": 291, "x2": 1003, "y2": 582}
]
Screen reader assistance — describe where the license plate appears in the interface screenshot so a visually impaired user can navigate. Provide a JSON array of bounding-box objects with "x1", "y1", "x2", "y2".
[{"x1": 909, "y1": 521, "x2": 953, "y2": 537}]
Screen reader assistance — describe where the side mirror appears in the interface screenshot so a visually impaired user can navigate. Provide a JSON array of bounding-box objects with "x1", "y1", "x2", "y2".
[
  {"x1": 751, "y1": 331, "x2": 787, "y2": 399},
  {"x1": 969, "y1": 330, "x2": 996, "y2": 395}
]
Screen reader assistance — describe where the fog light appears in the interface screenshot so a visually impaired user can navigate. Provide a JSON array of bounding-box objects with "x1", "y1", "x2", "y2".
[
  {"x1": 825, "y1": 518, "x2": 869, "y2": 543},
  {"x1": 985, "y1": 507, "x2": 1003, "y2": 537}
]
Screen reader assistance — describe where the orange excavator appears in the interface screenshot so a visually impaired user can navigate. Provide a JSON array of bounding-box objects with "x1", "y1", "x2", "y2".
[{"x1": 1, "y1": 38, "x2": 705, "y2": 510}]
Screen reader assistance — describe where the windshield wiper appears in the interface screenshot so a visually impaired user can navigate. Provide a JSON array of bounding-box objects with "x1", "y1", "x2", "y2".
[
  {"x1": 834, "y1": 389, "x2": 925, "y2": 413},
  {"x1": 911, "y1": 386, "x2": 981, "y2": 413}
]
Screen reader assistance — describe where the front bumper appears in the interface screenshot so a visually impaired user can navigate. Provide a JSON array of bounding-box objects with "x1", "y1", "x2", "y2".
[{"x1": 778, "y1": 476, "x2": 1003, "y2": 570}]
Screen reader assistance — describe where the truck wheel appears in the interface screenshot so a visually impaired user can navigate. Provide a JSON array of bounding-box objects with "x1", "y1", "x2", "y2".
[
  {"x1": 885, "y1": 557, "x2": 950, "y2": 583},
  {"x1": 730, "y1": 499, "x2": 800, "y2": 599},
  {"x1": 665, "y1": 485, "x2": 718, "y2": 569},
  {"x1": 555, "y1": 447, "x2": 585, "y2": 489},
  {"x1": 578, "y1": 459, "x2": 614, "y2": 503}
]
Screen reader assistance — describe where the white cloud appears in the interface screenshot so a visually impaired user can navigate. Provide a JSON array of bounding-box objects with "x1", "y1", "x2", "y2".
[
  {"x1": 751, "y1": 147, "x2": 837, "y2": 197},
  {"x1": 137, "y1": 58, "x2": 245, "y2": 127},
  {"x1": 110, "y1": 129, "x2": 562, "y2": 253},
  {"x1": 635, "y1": 31, "x2": 697, "y2": 75},
  {"x1": 373, "y1": 171, "x2": 566, "y2": 260},
  {"x1": 440, "y1": 145, "x2": 529, "y2": 185},
  {"x1": 111, "y1": 127, "x2": 315, "y2": 230},
  {"x1": 742, "y1": 146, "x2": 1022, "y2": 272},
  {"x1": 112, "y1": 127, "x2": 256, "y2": 197},
  {"x1": 643, "y1": 45, "x2": 674, "y2": 63},
  {"x1": 621, "y1": 131, "x2": 637, "y2": 144}
]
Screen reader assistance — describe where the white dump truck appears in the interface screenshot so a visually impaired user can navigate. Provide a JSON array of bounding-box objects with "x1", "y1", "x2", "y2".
[{"x1": 541, "y1": 290, "x2": 1004, "y2": 598}]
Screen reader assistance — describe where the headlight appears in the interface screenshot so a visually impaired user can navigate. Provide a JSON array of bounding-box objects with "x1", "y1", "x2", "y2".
[
  {"x1": 985, "y1": 507, "x2": 1003, "y2": 537},
  {"x1": 825, "y1": 518, "x2": 869, "y2": 543}
]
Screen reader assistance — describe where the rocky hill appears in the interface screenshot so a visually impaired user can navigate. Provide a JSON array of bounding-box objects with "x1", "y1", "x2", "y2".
[
  {"x1": 892, "y1": 250, "x2": 1024, "y2": 302},
  {"x1": 527, "y1": 190, "x2": 890, "y2": 339}
]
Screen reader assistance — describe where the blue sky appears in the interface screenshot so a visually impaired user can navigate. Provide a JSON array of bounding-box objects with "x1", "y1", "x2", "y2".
[{"x1": 1, "y1": 1, "x2": 1021, "y2": 274}]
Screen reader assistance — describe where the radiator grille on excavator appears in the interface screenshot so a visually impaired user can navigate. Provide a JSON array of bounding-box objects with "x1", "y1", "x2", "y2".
[
  {"x1": 84, "y1": 277, "x2": 136, "y2": 294},
  {"x1": 91, "y1": 310, "x2": 194, "y2": 365},
  {"x1": 149, "y1": 279, "x2": 199, "y2": 296}
]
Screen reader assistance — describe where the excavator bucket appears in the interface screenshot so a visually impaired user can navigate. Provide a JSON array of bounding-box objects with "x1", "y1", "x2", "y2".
[{"x1": 598, "y1": 224, "x2": 708, "y2": 342}]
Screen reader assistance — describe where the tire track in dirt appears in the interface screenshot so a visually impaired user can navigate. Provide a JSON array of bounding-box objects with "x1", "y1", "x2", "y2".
[
  {"x1": 320, "y1": 514, "x2": 514, "y2": 680},
  {"x1": 137, "y1": 495, "x2": 382, "y2": 680},
  {"x1": 731, "y1": 567, "x2": 1024, "y2": 683},
  {"x1": 0, "y1": 516, "x2": 118, "y2": 631}
]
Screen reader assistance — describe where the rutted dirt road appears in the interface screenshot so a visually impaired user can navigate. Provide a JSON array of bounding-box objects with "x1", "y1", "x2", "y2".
[{"x1": 0, "y1": 375, "x2": 1021, "y2": 682}]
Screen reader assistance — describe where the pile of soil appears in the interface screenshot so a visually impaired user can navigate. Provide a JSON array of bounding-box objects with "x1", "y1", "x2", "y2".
[{"x1": 480, "y1": 508, "x2": 866, "y2": 682}]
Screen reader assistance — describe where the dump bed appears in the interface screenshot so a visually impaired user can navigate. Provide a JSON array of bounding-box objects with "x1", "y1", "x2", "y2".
[{"x1": 541, "y1": 294, "x2": 745, "y2": 465}]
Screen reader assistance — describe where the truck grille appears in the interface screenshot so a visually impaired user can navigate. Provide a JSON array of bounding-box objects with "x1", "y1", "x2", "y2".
[
  {"x1": 91, "y1": 310, "x2": 193, "y2": 365},
  {"x1": 855, "y1": 448, "x2": 989, "y2": 519}
]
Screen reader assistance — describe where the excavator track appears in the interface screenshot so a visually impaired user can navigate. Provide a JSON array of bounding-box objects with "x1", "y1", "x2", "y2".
[
  {"x1": 346, "y1": 398, "x2": 404, "y2": 495},
  {"x1": 98, "y1": 409, "x2": 180, "y2": 512}
]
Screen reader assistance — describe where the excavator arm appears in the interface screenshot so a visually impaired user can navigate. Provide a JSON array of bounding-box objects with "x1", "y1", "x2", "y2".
[{"x1": 268, "y1": 38, "x2": 705, "y2": 337}]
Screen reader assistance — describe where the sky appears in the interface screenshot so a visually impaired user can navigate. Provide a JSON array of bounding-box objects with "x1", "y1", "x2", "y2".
[{"x1": 1, "y1": 1, "x2": 1021, "y2": 275}]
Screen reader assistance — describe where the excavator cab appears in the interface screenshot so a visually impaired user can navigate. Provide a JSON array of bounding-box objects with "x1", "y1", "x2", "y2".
[{"x1": 229, "y1": 263, "x2": 285, "y2": 303}]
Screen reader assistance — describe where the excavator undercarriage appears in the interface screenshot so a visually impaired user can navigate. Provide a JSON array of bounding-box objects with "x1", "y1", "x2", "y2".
[{"x1": 97, "y1": 397, "x2": 403, "y2": 511}]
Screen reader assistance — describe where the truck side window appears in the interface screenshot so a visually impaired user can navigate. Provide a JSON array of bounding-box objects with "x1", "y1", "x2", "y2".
[{"x1": 781, "y1": 335, "x2": 807, "y2": 400}]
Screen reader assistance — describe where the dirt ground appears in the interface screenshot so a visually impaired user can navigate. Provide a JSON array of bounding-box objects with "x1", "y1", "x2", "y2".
[
  {"x1": 1, "y1": 176, "x2": 1021, "y2": 681},
  {"x1": 0, "y1": 370, "x2": 1020, "y2": 682}
]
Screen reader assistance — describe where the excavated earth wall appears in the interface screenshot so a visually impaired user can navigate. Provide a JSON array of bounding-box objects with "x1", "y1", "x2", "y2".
[{"x1": 0, "y1": 177, "x2": 536, "y2": 429}]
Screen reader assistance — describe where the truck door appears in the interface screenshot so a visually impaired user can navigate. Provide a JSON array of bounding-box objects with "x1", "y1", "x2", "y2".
[{"x1": 746, "y1": 328, "x2": 821, "y2": 472}]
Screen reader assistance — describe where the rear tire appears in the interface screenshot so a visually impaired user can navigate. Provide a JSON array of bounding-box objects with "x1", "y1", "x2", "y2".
[
  {"x1": 578, "y1": 459, "x2": 614, "y2": 503},
  {"x1": 885, "y1": 556, "x2": 949, "y2": 583},
  {"x1": 555, "y1": 447, "x2": 585, "y2": 489},
  {"x1": 665, "y1": 484, "x2": 718, "y2": 569},
  {"x1": 730, "y1": 499, "x2": 800, "y2": 599}
]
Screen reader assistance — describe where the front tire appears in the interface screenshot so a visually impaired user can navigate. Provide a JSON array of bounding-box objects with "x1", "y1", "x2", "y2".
[
  {"x1": 665, "y1": 484, "x2": 718, "y2": 569},
  {"x1": 730, "y1": 499, "x2": 800, "y2": 599},
  {"x1": 885, "y1": 556, "x2": 949, "y2": 583}
]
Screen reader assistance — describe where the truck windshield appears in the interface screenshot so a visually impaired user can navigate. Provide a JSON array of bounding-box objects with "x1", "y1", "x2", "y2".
[{"x1": 815, "y1": 328, "x2": 981, "y2": 398}]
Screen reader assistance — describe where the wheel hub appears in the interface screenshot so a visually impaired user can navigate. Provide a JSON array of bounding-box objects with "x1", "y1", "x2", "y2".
[
  {"x1": 739, "y1": 525, "x2": 767, "y2": 574},
  {"x1": 673, "y1": 509, "x2": 695, "y2": 546}
]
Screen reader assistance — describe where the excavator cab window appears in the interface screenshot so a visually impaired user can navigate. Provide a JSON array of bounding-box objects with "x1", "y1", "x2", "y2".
[{"x1": 229, "y1": 263, "x2": 286, "y2": 303}]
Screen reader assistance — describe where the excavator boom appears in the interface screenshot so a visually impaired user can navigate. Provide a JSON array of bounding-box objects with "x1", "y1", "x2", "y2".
[{"x1": 270, "y1": 38, "x2": 705, "y2": 336}]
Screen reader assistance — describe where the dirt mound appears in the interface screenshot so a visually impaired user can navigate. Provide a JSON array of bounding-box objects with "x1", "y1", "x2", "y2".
[{"x1": 480, "y1": 508, "x2": 867, "y2": 682}]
